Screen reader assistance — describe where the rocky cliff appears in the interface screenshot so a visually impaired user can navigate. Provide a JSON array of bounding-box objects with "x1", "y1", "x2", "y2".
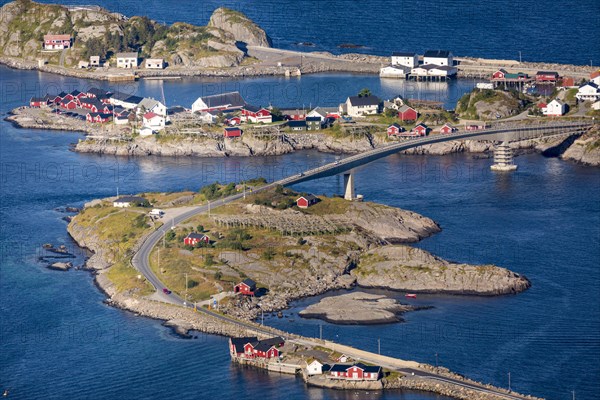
[
  {"x1": 208, "y1": 7, "x2": 272, "y2": 47},
  {"x1": 561, "y1": 125, "x2": 600, "y2": 166},
  {"x1": 0, "y1": 1, "x2": 268, "y2": 68},
  {"x1": 354, "y1": 246, "x2": 531, "y2": 295}
]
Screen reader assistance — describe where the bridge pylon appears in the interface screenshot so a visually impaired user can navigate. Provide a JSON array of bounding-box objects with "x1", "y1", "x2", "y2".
[
  {"x1": 490, "y1": 141, "x2": 517, "y2": 172},
  {"x1": 343, "y1": 172, "x2": 355, "y2": 200}
]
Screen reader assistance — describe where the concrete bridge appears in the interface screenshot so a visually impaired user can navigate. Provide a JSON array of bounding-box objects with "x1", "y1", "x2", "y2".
[{"x1": 277, "y1": 121, "x2": 594, "y2": 196}]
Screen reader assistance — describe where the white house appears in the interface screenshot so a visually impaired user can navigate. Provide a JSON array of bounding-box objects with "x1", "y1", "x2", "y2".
[
  {"x1": 379, "y1": 65, "x2": 409, "y2": 78},
  {"x1": 145, "y1": 58, "x2": 165, "y2": 69},
  {"x1": 143, "y1": 112, "x2": 166, "y2": 130},
  {"x1": 139, "y1": 127, "x2": 155, "y2": 136},
  {"x1": 139, "y1": 98, "x2": 167, "y2": 116},
  {"x1": 307, "y1": 107, "x2": 328, "y2": 121},
  {"x1": 113, "y1": 196, "x2": 146, "y2": 208},
  {"x1": 391, "y1": 52, "x2": 418, "y2": 68},
  {"x1": 90, "y1": 56, "x2": 100, "y2": 67},
  {"x1": 427, "y1": 65, "x2": 458, "y2": 77},
  {"x1": 307, "y1": 360, "x2": 324, "y2": 376},
  {"x1": 116, "y1": 52, "x2": 138, "y2": 69},
  {"x1": 191, "y1": 91, "x2": 246, "y2": 113},
  {"x1": 198, "y1": 111, "x2": 218, "y2": 124},
  {"x1": 339, "y1": 95, "x2": 380, "y2": 117},
  {"x1": 592, "y1": 100, "x2": 600, "y2": 110},
  {"x1": 423, "y1": 50, "x2": 453, "y2": 66},
  {"x1": 543, "y1": 99, "x2": 566, "y2": 116},
  {"x1": 576, "y1": 82, "x2": 600, "y2": 101}
]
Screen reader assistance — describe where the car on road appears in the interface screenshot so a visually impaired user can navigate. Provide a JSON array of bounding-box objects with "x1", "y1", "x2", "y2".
[{"x1": 162, "y1": 288, "x2": 171, "y2": 294}]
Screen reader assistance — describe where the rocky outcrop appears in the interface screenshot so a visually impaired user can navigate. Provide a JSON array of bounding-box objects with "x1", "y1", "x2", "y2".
[
  {"x1": 561, "y1": 126, "x2": 600, "y2": 166},
  {"x1": 208, "y1": 7, "x2": 272, "y2": 47},
  {"x1": 354, "y1": 246, "x2": 531, "y2": 295},
  {"x1": 299, "y1": 292, "x2": 415, "y2": 324}
]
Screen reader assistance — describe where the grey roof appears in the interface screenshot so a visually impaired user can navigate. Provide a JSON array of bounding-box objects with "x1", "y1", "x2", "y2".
[
  {"x1": 288, "y1": 120, "x2": 307, "y2": 128},
  {"x1": 329, "y1": 363, "x2": 381, "y2": 373},
  {"x1": 230, "y1": 336, "x2": 258, "y2": 353},
  {"x1": 87, "y1": 87, "x2": 110, "y2": 97},
  {"x1": 116, "y1": 52, "x2": 138, "y2": 58},
  {"x1": 398, "y1": 104, "x2": 415, "y2": 113},
  {"x1": 186, "y1": 232, "x2": 208, "y2": 240},
  {"x1": 30, "y1": 97, "x2": 47, "y2": 102},
  {"x1": 348, "y1": 95, "x2": 380, "y2": 107},
  {"x1": 243, "y1": 104, "x2": 265, "y2": 113},
  {"x1": 392, "y1": 52, "x2": 416, "y2": 57},
  {"x1": 536, "y1": 71, "x2": 559, "y2": 75},
  {"x1": 424, "y1": 50, "x2": 451, "y2": 58},
  {"x1": 309, "y1": 107, "x2": 328, "y2": 117},
  {"x1": 299, "y1": 194, "x2": 317, "y2": 201},
  {"x1": 200, "y1": 91, "x2": 245, "y2": 109},
  {"x1": 115, "y1": 196, "x2": 145, "y2": 203},
  {"x1": 241, "y1": 278, "x2": 256, "y2": 288},
  {"x1": 139, "y1": 98, "x2": 162, "y2": 110}
]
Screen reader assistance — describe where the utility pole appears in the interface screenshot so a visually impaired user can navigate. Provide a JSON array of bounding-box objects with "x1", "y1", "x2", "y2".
[
  {"x1": 157, "y1": 247, "x2": 160, "y2": 273},
  {"x1": 572, "y1": 390, "x2": 575, "y2": 400},
  {"x1": 243, "y1": 184, "x2": 246, "y2": 200},
  {"x1": 435, "y1": 352, "x2": 438, "y2": 367},
  {"x1": 508, "y1": 371, "x2": 511, "y2": 392},
  {"x1": 184, "y1": 273, "x2": 188, "y2": 305},
  {"x1": 208, "y1": 200, "x2": 211, "y2": 217},
  {"x1": 319, "y1": 324, "x2": 322, "y2": 340},
  {"x1": 519, "y1": 51, "x2": 522, "y2": 63}
]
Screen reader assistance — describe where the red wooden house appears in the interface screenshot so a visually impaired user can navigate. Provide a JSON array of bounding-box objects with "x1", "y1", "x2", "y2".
[
  {"x1": 387, "y1": 123, "x2": 405, "y2": 136},
  {"x1": 398, "y1": 105, "x2": 418, "y2": 121},
  {"x1": 492, "y1": 69, "x2": 508, "y2": 80},
  {"x1": 226, "y1": 116, "x2": 241, "y2": 126},
  {"x1": 411, "y1": 123, "x2": 428, "y2": 136},
  {"x1": 229, "y1": 336, "x2": 285, "y2": 360},
  {"x1": 61, "y1": 99, "x2": 77, "y2": 110},
  {"x1": 43, "y1": 34, "x2": 71, "y2": 50},
  {"x1": 241, "y1": 105, "x2": 272, "y2": 123},
  {"x1": 234, "y1": 278, "x2": 256, "y2": 295},
  {"x1": 183, "y1": 233, "x2": 210, "y2": 246},
  {"x1": 439, "y1": 123, "x2": 456, "y2": 134},
  {"x1": 86, "y1": 112, "x2": 112, "y2": 123},
  {"x1": 224, "y1": 127, "x2": 242, "y2": 138},
  {"x1": 52, "y1": 92, "x2": 68, "y2": 104},
  {"x1": 536, "y1": 71, "x2": 559, "y2": 82},
  {"x1": 329, "y1": 363, "x2": 382, "y2": 381},
  {"x1": 296, "y1": 194, "x2": 318, "y2": 208},
  {"x1": 30, "y1": 97, "x2": 48, "y2": 107}
]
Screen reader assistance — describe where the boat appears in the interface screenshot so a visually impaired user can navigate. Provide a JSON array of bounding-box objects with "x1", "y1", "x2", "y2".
[{"x1": 405, "y1": 293, "x2": 417, "y2": 299}]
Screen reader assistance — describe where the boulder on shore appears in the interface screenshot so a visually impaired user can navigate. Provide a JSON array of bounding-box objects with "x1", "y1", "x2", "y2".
[
  {"x1": 208, "y1": 7, "x2": 272, "y2": 47},
  {"x1": 299, "y1": 292, "x2": 414, "y2": 325}
]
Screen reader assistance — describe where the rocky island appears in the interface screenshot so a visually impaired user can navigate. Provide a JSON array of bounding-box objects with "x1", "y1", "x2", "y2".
[
  {"x1": 298, "y1": 292, "x2": 418, "y2": 324},
  {"x1": 66, "y1": 184, "x2": 530, "y2": 326}
]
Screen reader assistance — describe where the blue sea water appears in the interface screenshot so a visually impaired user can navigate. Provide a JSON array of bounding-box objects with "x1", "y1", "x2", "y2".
[
  {"x1": 4, "y1": 0, "x2": 599, "y2": 65},
  {"x1": 0, "y1": 1, "x2": 599, "y2": 396}
]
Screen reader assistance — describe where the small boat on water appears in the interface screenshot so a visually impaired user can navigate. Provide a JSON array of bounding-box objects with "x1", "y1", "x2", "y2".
[{"x1": 405, "y1": 294, "x2": 417, "y2": 299}]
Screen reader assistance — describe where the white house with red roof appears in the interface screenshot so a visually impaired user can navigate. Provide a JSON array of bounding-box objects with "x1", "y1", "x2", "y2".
[
  {"x1": 142, "y1": 112, "x2": 165, "y2": 130},
  {"x1": 43, "y1": 34, "x2": 71, "y2": 50}
]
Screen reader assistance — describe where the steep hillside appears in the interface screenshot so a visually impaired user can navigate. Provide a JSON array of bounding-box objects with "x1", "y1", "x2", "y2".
[
  {"x1": 456, "y1": 88, "x2": 530, "y2": 119},
  {"x1": 0, "y1": 0, "x2": 270, "y2": 68}
]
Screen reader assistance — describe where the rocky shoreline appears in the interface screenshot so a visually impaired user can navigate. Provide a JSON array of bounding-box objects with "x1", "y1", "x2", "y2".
[{"x1": 7, "y1": 105, "x2": 598, "y2": 165}]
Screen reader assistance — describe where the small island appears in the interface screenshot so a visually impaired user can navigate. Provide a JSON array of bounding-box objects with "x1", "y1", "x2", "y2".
[{"x1": 67, "y1": 182, "x2": 530, "y2": 324}]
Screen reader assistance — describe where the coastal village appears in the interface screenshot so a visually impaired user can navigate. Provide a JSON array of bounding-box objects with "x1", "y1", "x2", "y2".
[{"x1": 2, "y1": 2, "x2": 599, "y2": 400}]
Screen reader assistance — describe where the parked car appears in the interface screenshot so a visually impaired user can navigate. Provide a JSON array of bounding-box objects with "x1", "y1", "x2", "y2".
[{"x1": 162, "y1": 288, "x2": 171, "y2": 294}]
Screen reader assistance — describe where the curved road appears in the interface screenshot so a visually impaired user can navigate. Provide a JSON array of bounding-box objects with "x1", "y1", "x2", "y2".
[{"x1": 131, "y1": 121, "x2": 592, "y2": 399}]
